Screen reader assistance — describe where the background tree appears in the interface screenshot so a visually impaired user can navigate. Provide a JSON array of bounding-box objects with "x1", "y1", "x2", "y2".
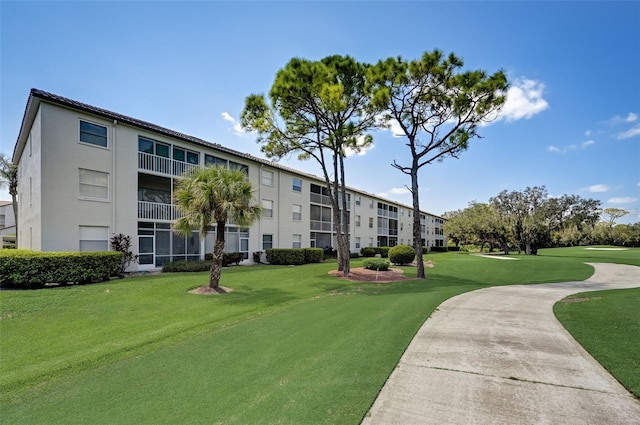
[
  {"x1": 242, "y1": 55, "x2": 378, "y2": 276},
  {"x1": 0, "y1": 153, "x2": 18, "y2": 244},
  {"x1": 601, "y1": 208, "x2": 629, "y2": 228},
  {"x1": 173, "y1": 166, "x2": 261, "y2": 292},
  {"x1": 369, "y1": 50, "x2": 508, "y2": 278}
]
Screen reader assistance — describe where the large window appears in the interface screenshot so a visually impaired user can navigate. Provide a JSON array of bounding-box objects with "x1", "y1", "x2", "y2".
[
  {"x1": 79, "y1": 226, "x2": 109, "y2": 251},
  {"x1": 138, "y1": 136, "x2": 169, "y2": 157},
  {"x1": 262, "y1": 199, "x2": 273, "y2": 218},
  {"x1": 80, "y1": 120, "x2": 108, "y2": 148},
  {"x1": 355, "y1": 195, "x2": 361, "y2": 206},
  {"x1": 79, "y1": 169, "x2": 109, "y2": 201},
  {"x1": 355, "y1": 215, "x2": 361, "y2": 227},
  {"x1": 173, "y1": 146, "x2": 200, "y2": 165},
  {"x1": 204, "y1": 154, "x2": 248, "y2": 174}
]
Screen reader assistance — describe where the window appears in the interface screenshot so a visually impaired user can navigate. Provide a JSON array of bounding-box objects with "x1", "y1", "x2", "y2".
[
  {"x1": 204, "y1": 155, "x2": 248, "y2": 174},
  {"x1": 262, "y1": 170, "x2": 274, "y2": 186},
  {"x1": 138, "y1": 136, "x2": 169, "y2": 158},
  {"x1": 173, "y1": 147, "x2": 200, "y2": 165},
  {"x1": 80, "y1": 120, "x2": 108, "y2": 148},
  {"x1": 355, "y1": 237, "x2": 361, "y2": 249},
  {"x1": 355, "y1": 215, "x2": 361, "y2": 227},
  {"x1": 292, "y1": 204, "x2": 302, "y2": 221},
  {"x1": 79, "y1": 226, "x2": 109, "y2": 251},
  {"x1": 79, "y1": 169, "x2": 109, "y2": 201},
  {"x1": 262, "y1": 234, "x2": 273, "y2": 250},
  {"x1": 292, "y1": 178, "x2": 302, "y2": 192},
  {"x1": 369, "y1": 200, "x2": 374, "y2": 209},
  {"x1": 369, "y1": 217, "x2": 374, "y2": 228},
  {"x1": 292, "y1": 234, "x2": 302, "y2": 249},
  {"x1": 369, "y1": 237, "x2": 373, "y2": 247},
  {"x1": 355, "y1": 195, "x2": 361, "y2": 206},
  {"x1": 262, "y1": 199, "x2": 273, "y2": 218}
]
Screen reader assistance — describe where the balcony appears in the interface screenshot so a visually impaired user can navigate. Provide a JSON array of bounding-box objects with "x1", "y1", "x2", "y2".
[
  {"x1": 138, "y1": 152, "x2": 199, "y2": 177},
  {"x1": 138, "y1": 201, "x2": 180, "y2": 221}
]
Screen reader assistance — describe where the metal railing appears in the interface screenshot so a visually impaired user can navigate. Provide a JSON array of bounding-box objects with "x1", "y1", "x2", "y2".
[
  {"x1": 138, "y1": 201, "x2": 180, "y2": 221},
  {"x1": 138, "y1": 152, "x2": 199, "y2": 177}
]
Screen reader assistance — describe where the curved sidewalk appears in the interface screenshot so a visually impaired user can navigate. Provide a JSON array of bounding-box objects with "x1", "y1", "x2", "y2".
[{"x1": 362, "y1": 263, "x2": 640, "y2": 424}]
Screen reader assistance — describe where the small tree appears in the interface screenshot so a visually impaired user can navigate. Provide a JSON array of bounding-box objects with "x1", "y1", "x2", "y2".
[
  {"x1": 173, "y1": 166, "x2": 261, "y2": 292},
  {"x1": 110, "y1": 233, "x2": 138, "y2": 276}
]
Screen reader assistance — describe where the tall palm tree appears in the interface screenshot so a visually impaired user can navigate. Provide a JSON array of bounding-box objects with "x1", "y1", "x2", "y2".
[{"x1": 173, "y1": 166, "x2": 261, "y2": 291}]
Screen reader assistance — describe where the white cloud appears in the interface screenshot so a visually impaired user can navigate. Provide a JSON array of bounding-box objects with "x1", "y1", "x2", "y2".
[
  {"x1": 610, "y1": 112, "x2": 638, "y2": 124},
  {"x1": 607, "y1": 197, "x2": 637, "y2": 204},
  {"x1": 618, "y1": 125, "x2": 640, "y2": 140},
  {"x1": 221, "y1": 112, "x2": 246, "y2": 136},
  {"x1": 498, "y1": 79, "x2": 549, "y2": 122},
  {"x1": 344, "y1": 135, "x2": 375, "y2": 157},
  {"x1": 377, "y1": 187, "x2": 411, "y2": 199},
  {"x1": 585, "y1": 130, "x2": 591, "y2": 137},
  {"x1": 587, "y1": 184, "x2": 609, "y2": 193},
  {"x1": 548, "y1": 139, "x2": 594, "y2": 153}
]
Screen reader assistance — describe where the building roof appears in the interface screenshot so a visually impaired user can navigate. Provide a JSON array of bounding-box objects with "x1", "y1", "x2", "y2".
[
  {"x1": 14, "y1": 88, "x2": 444, "y2": 219},
  {"x1": 0, "y1": 201, "x2": 12, "y2": 207}
]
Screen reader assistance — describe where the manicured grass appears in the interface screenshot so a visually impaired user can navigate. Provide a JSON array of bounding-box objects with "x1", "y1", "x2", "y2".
[
  {"x1": 555, "y1": 288, "x2": 640, "y2": 398},
  {"x1": 0, "y1": 249, "x2": 635, "y2": 424}
]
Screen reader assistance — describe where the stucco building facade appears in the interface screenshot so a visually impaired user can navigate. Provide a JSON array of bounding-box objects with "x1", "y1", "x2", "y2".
[{"x1": 12, "y1": 89, "x2": 446, "y2": 270}]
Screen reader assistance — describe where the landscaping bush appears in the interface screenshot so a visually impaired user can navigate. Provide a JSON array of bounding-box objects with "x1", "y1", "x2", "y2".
[
  {"x1": 447, "y1": 246, "x2": 461, "y2": 252},
  {"x1": 430, "y1": 246, "x2": 449, "y2": 252},
  {"x1": 253, "y1": 251, "x2": 264, "y2": 264},
  {"x1": 0, "y1": 250, "x2": 121, "y2": 288},
  {"x1": 360, "y1": 247, "x2": 376, "y2": 257},
  {"x1": 388, "y1": 244, "x2": 416, "y2": 265},
  {"x1": 350, "y1": 252, "x2": 360, "y2": 259},
  {"x1": 374, "y1": 246, "x2": 390, "y2": 258},
  {"x1": 204, "y1": 252, "x2": 245, "y2": 266},
  {"x1": 363, "y1": 258, "x2": 390, "y2": 271},
  {"x1": 266, "y1": 248, "x2": 305, "y2": 265},
  {"x1": 162, "y1": 260, "x2": 211, "y2": 272},
  {"x1": 303, "y1": 248, "x2": 324, "y2": 263}
]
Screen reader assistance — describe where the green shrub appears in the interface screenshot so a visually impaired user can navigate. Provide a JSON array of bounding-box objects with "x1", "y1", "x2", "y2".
[
  {"x1": 350, "y1": 251, "x2": 360, "y2": 259},
  {"x1": 363, "y1": 258, "x2": 390, "y2": 271},
  {"x1": 388, "y1": 244, "x2": 416, "y2": 265},
  {"x1": 162, "y1": 260, "x2": 211, "y2": 272},
  {"x1": 303, "y1": 248, "x2": 324, "y2": 263},
  {"x1": 266, "y1": 248, "x2": 305, "y2": 265},
  {"x1": 0, "y1": 250, "x2": 121, "y2": 288},
  {"x1": 447, "y1": 246, "x2": 461, "y2": 252},
  {"x1": 374, "y1": 246, "x2": 390, "y2": 258},
  {"x1": 430, "y1": 246, "x2": 449, "y2": 252},
  {"x1": 204, "y1": 252, "x2": 245, "y2": 266},
  {"x1": 360, "y1": 247, "x2": 376, "y2": 257}
]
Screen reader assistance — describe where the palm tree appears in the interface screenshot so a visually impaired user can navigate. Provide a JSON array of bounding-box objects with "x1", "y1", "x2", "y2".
[
  {"x1": 173, "y1": 166, "x2": 261, "y2": 292},
  {"x1": 0, "y1": 153, "x2": 18, "y2": 245}
]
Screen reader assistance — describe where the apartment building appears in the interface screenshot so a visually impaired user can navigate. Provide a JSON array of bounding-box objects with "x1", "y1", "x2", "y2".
[{"x1": 11, "y1": 89, "x2": 446, "y2": 270}]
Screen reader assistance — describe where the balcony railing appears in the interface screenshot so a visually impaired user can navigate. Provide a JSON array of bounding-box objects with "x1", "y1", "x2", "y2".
[
  {"x1": 138, "y1": 201, "x2": 180, "y2": 221},
  {"x1": 138, "y1": 152, "x2": 199, "y2": 177}
]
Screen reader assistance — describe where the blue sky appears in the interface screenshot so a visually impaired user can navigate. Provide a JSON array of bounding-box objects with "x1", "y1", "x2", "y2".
[{"x1": 1, "y1": 1, "x2": 639, "y2": 223}]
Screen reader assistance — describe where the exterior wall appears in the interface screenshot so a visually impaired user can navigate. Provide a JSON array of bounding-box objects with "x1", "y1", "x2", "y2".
[
  {"x1": 17, "y1": 107, "x2": 42, "y2": 250},
  {"x1": 13, "y1": 93, "x2": 446, "y2": 269}
]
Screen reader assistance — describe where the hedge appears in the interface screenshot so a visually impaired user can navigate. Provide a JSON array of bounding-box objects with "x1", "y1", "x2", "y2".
[
  {"x1": 204, "y1": 252, "x2": 245, "y2": 266},
  {"x1": 0, "y1": 250, "x2": 122, "y2": 288},
  {"x1": 265, "y1": 248, "x2": 305, "y2": 265},
  {"x1": 163, "y1": 260, "x2": 211, "y2": 272},
  {"x1": 303, "y1": 248, "x2": 324, "y2": 264},
  {"x1": 360, "y1": 246, "x2": 390, "y2": 258},
  {"x1": 363, "y1": 258, "x2": 390, "y2": 271},
  {"x1": 429, "y1": 246, "x2": 449, "y2": 252}
]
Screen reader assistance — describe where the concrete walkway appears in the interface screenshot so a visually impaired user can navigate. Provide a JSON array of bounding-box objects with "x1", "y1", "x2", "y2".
[{"x1": 362, "y1": 263, "x2": 640, "y2": 424}]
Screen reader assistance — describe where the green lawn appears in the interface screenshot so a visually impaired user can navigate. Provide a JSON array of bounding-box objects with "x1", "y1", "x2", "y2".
[{"x1": 0, "y1": 248, "x2": 637, "y2": 424}]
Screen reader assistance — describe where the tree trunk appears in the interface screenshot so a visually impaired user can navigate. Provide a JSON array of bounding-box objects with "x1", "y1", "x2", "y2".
[
  {"x1": 209, "y1": 220, "x2": 226, "y2": 289},
  {"x1": 525, "y1": 241, "x2": 531, "y2": 255},
  {"x1": 11, "y1": 195, "x2": 18, "y2": 247},
  {"x1": 411, "y1": 164, "x2": 425, "y2": 279},
  {"x1": 339, "y1": 154, "x2": 350, "y2": 277}
]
